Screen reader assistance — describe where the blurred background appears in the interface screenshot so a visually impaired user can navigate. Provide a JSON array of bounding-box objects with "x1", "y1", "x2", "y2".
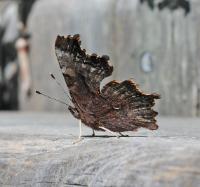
[{"x1": 0, "y1": 0, "x2": 198, "y2": 117}]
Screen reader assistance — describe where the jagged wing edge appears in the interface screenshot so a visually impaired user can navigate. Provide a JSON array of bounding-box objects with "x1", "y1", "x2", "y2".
[
  {"x1": 101, "y1": 79, "x2": 160, "y2": 130},
  {"x1": 55, "y1": 34, "x2": 114, "y2": 93}
]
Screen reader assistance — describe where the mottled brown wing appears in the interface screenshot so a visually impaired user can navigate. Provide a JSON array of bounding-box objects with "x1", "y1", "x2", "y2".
[
  {"x1": 99, "y1": 80, "x2": 160, "y2": 132},
  {"x1": 55, "y1": 34, "x2": 114, "y2": 125},
  {"x1": 55, "y1": 34, "x2": 113, "y2": 94},
  {"x1": 55, "y1": 34, "x2": 160, "y2": 132}
]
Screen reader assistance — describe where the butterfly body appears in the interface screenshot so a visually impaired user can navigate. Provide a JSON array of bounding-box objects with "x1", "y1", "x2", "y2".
[{"x1": 55, "y1": 34, "x2": 160, "y2": 133}]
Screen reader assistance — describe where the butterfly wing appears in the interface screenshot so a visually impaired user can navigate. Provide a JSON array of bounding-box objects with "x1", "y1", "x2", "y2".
[
  {"x1": 55, "y1": 35, "x2": 113, "y2": 94},
  {"x1": 55, "y1": 34, "x2": 113, "y2": 123},
  {"x1": 98, "y1": 80, "x2": 160, "y2": 132},
  {"x1": 55, "y1": 34, "x2": 160, "y2": 132}
]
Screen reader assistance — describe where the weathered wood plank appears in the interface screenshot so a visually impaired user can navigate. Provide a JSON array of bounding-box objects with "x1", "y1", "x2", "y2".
[{"x1": 0, "y1": 112, "x2": 200, "y2": 187}]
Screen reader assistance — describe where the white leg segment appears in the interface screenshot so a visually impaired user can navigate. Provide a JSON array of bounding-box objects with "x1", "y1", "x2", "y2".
[
  {"x1": 99, "y1": 126, "x2": 119, "y2": 138},
  {"x1": 72, "y1": 120, "x2": 83, "y2": 144},
  {"x1": 92, "y1": 129, "x2": 95, "y2": 136},
  {"x1": 79, "y1": 119, "x2": 82, "y2": 139}
]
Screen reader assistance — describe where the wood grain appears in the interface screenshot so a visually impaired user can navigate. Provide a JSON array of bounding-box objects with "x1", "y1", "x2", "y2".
[{"x1": 0, "y1": 112, "x2": 200, "y2": 186}]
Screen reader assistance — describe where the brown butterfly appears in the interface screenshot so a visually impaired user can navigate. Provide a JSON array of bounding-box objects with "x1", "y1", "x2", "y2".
[{"x1": 52, "y1": 34, "x2": 160, "y2": 139}]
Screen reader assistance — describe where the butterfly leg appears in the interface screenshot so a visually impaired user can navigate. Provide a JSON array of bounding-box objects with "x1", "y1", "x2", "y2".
[
  {"x1": 99, "y1": 126, "x2": 119, "y2": 138},
  {"x1": 91, "y1": 129, "x2": 95, "y2": 137},
  {"x1": 78, "y1": 119, "x2": 82, "y2": 138},
  {"x1": 73, "y1": 120, "x2": 83, "y2": 144},
  {"x1": 119, "y1": 132, "x2": 129, "y2": 137}
]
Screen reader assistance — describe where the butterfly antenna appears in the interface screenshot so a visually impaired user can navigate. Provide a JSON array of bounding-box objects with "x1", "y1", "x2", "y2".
[
  {"x1": 50, "y1": 73, "x2": 72, "y2": 101},
  {"x1": 36, "y1": 90, "x2": 70, "y2": 107}
]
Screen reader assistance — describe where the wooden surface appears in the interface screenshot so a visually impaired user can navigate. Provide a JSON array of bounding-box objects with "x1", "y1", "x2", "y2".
[
  {"x1": 22, "y1": 0, "x2": 200, "y2": 116},
  {"x1": 0, "y1": 112, "x2": 200, "y2": 187}
]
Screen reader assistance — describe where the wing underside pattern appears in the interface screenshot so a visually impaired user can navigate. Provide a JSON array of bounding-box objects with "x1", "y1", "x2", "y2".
[{"x1": 55, "y1": 34, "x2": 160, "y2": 132}]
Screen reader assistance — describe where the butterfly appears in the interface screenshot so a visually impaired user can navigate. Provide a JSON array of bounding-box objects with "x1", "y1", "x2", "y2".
[{"x1": 53, "y1": 34, "x2": 160, "y2": 138}]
